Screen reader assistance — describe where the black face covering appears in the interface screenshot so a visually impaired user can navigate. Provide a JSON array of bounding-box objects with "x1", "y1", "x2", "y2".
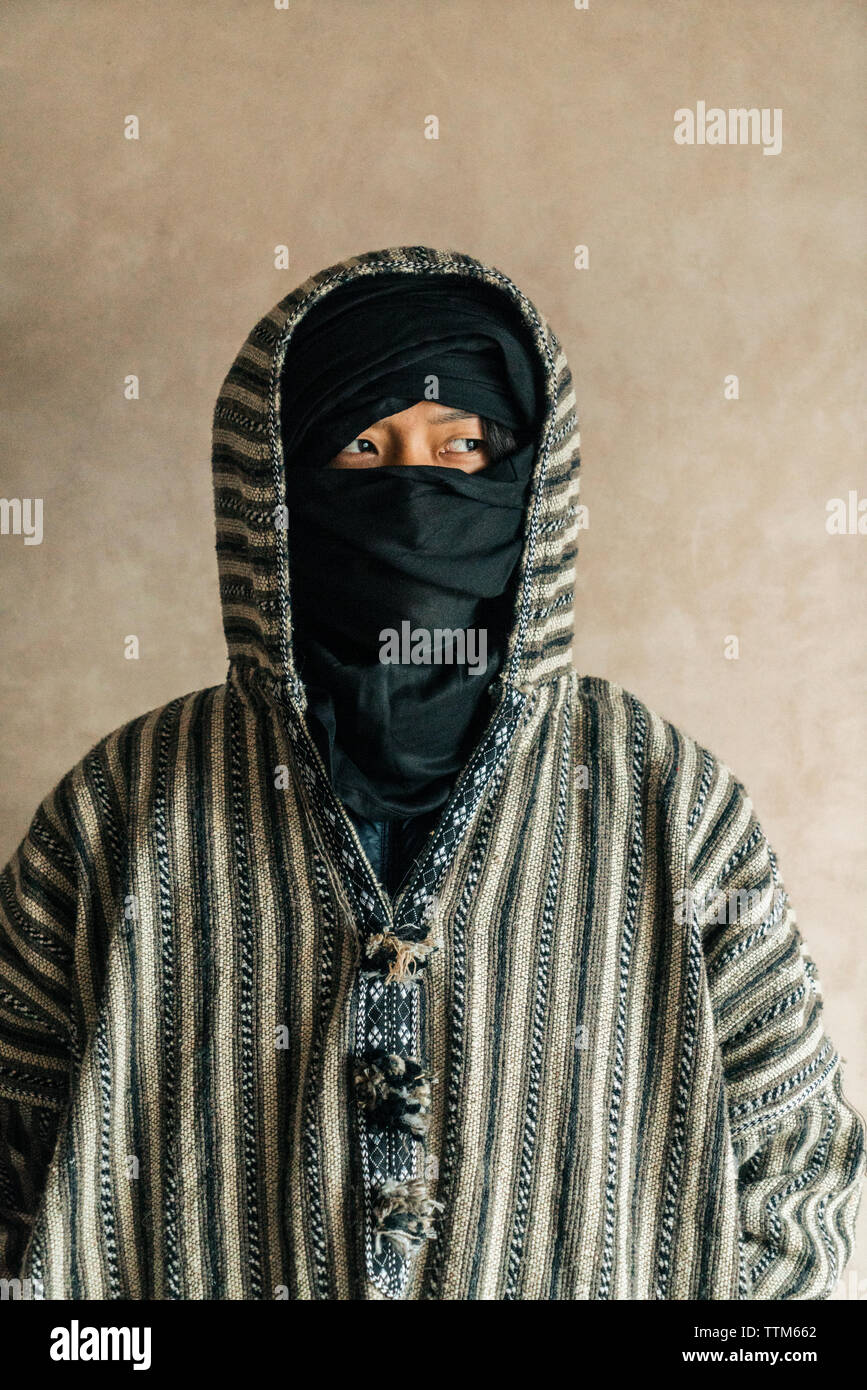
[{"x1": 280, "y1": 273, "x2": 543, "y2": 821}]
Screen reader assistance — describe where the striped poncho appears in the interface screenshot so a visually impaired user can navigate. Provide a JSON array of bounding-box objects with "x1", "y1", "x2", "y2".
[{"x1": 0, "y1": 245, "x2": 863, "y2": 1300}]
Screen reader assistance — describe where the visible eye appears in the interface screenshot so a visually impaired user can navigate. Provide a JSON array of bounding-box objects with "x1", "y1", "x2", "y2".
[
  {"x1": 443, "y1": 437, "x2": 486, "y2": 454},
  {"x1": 340, "y1": 437, "x2": 377, "y2": 454}
]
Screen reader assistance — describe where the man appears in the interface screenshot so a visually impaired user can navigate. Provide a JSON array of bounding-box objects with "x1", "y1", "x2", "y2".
[{"x1": 0, "y1": 245, "x2": 863, "y2": 1300}]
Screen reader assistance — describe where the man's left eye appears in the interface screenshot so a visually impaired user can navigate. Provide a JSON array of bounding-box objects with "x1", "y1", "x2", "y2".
[{"x1": 447, "y1": 438, "x2": 484, "y2": 453}]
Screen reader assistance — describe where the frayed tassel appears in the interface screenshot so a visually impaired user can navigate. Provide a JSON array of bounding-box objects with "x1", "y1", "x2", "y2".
[
  {"x1": 363, "y1": 930, "x2": 439, "y2": 984},
  {"x1": 354, "y1": 1049, "x2": 434, "y2": 1138},
  {"x1": 372, "y1": 1176, "x2": 443, "y2": 1258}
]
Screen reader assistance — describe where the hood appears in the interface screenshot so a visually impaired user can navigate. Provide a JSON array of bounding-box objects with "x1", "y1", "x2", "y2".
[{"x1": 211, "y1": 245, "x2": 581, "y2": 714}]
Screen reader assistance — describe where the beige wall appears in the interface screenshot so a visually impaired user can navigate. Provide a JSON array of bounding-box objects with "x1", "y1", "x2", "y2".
[{"x1": 2, "y1": 0, "x2": 865, "y2": 1294}]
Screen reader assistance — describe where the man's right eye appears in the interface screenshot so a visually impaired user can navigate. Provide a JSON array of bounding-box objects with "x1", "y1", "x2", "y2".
[{"x1": 341, "y1": 438, "x2": 376, "y2": 454}]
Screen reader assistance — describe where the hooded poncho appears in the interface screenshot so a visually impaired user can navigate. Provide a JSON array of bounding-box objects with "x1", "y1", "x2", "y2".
[{"x1": 0, "y1": 246, "x2": 863, "y2": 1301}]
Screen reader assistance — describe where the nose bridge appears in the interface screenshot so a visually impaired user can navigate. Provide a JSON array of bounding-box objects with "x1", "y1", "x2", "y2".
[{"x1": 387, "y1": 415, "x2": 434, "y2": 468}]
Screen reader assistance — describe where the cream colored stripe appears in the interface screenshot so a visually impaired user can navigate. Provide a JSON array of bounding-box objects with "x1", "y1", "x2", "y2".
[
  {"x1": 0, "y1": 853, "x2": 73, "y2": 997},
  {"x1": 128, "y1": 707, "x2": 165, "y2": 1290},
  {"x1": 316, "y1": 896, "x2": 357, "y2": 1300},
  {"x1": 442, "y1": 768, "x2": 513, "y2": 1293},
  {"x1": 476, "y1": 685, "x2": 560, "y2": 1296},
  {"x1": 638, "y1": 717, "x2": 702, "y2": 1296},
  {"x1": 68, "y1": 728, "x2": 128, "y2": 1292},
  {"x1": 523, "y1": 648, "x2": 575, "y2": 687},
  {"x1": 613, "y1": 711, "x2": 672, "y2": 1296},
  {"x1": 212, "y1": 473, "x2": 271, "y2": 501},
  {"x1": 688, "y1": 762, "x2": 737, "y2": 873},
  {"x1": 40, "y1": 1127, "x2": 70, "y2": 1295},
  {"x1": 101, "y1": 772, "x2": 145, "y2": 1297},
  {"x1": 83, "y1": 729, "x2": 146, "y2": 1297},
  {"x1": 280, "y1": 757, "x2": 321, "y2": 1299},
  {"x1": 534, "y1": 564, "x2": 577, "y2": 604},
  {"x1": 167, "y1": 694, "x2": 204, "y2": 1296},
  {"x1": 0, "y1": 957, "x2": 68, "y2": 1028},
  {"x1": 241, "y1": 686, "x2": 282, "y2": 1297},
  {"x1": 692, "y1": 787, "x2": 753, "y2": 902},
  {"x1": 0, "y1": 1040, "x2": 68, "y2": 1074},
  {"x1": 212, "y1": 426, "x2": 268, "y2": 461},
  {"x1": 66, "y1": 1053, "x2": 102, "y2": 1292},
  {"x1": 15, "y1": 817, "x2": 75, "y2": 905},
  {"x1": 574, "y1": 684, "x2": 631, "y2": 1290},
  {"x1": 672, "y1": 1003, "x2": 725, "y2": 1294},
  {"x1": 513, "y1": 681, "x2": 578, "y2": 1296},
  {"x1": 210, "y1": 694, "x2": 244, "y2": 1296},
  {"x1": 231, "y1": 342, "x2": 272, "y2": 373},
  {"x1": 220, "y1": 380, "x2": 269, "y2": 413}
]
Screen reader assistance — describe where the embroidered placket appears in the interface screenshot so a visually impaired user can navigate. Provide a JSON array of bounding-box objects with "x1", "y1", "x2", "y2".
[{"x1": 280, "y1": 681, "x2": 527, "y2": 1296}]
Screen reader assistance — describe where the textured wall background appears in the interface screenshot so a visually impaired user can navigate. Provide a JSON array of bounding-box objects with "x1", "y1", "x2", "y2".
[{"x1": 2, "y1": 0, "x2": 864, "y2": 1294}]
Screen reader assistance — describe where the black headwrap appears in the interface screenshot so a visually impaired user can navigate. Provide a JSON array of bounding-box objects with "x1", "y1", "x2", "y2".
[{"x1": 281, "y1": 272, "x2": 543, "y2": 821}]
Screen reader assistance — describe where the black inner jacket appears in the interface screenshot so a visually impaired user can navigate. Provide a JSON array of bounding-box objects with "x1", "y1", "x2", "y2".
[{"x1": 280, "y1": 272, "x2": 543, "y2": 822}]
